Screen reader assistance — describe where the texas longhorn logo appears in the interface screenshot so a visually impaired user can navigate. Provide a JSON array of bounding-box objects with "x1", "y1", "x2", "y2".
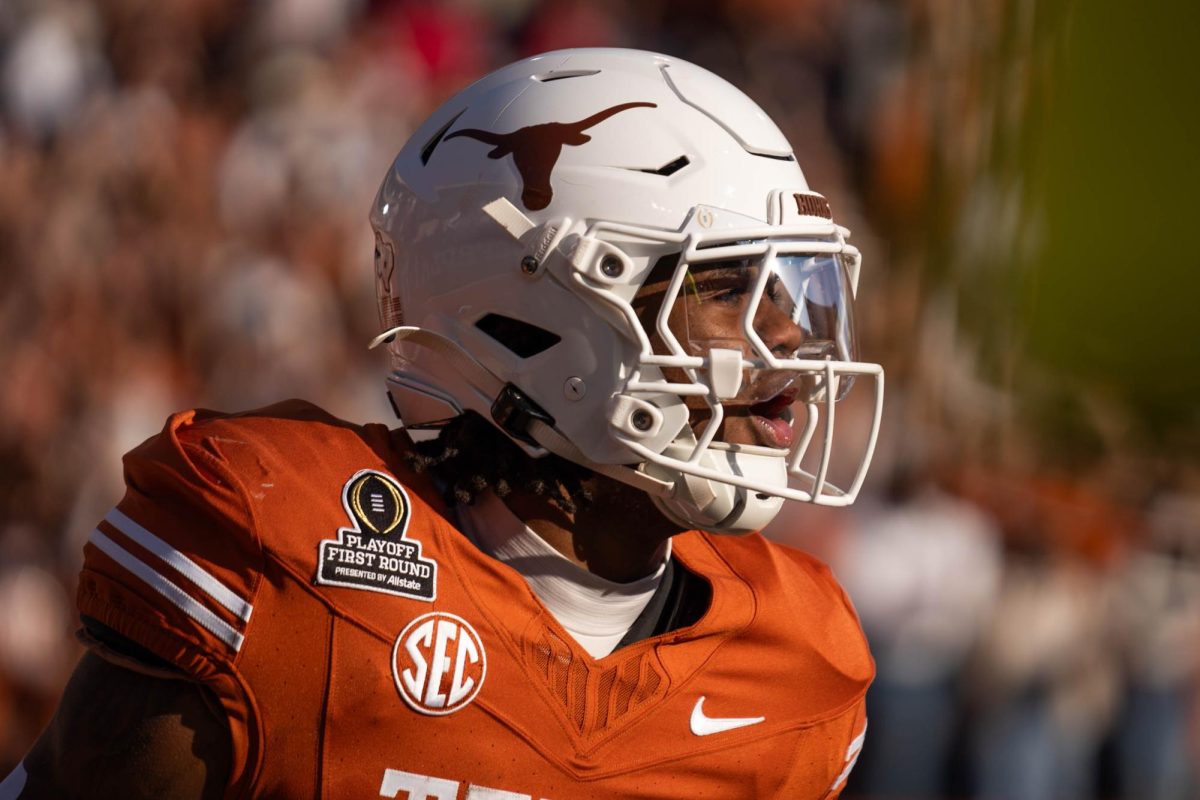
[{"x1": 446, "y1": 102, "x2": 657, "y2": 210}]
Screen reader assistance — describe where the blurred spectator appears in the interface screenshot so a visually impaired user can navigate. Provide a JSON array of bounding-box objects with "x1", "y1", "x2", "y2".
[
  {"x1": 2, "y1": 2, "x2": 109, "y2": 143},
  {"x1": 968, "y1": 543, "x2": 1120, "y2": 800},
  {"x1": 0, "y1": 524, "x2": 75, "y2": 769},
  {"x1": 837, "y1": 465, "x2": 1002, "y2": 798},
  {"x1": 1111, "y1": 489, "x2": 1200, "y2": 800}
]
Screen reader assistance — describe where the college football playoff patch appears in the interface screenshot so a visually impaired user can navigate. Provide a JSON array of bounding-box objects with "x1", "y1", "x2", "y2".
[{"x1": 315, "y1": 469, "x2": 436, "y2": 601}]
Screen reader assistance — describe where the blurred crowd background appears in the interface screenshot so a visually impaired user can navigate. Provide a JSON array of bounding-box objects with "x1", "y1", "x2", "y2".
[{"x1": 1, "y1": 0, "x2": 1197, "y2": 798}]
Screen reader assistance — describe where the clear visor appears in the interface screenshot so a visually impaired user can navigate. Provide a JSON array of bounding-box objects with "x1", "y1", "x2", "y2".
[
  {"x1": 632, "y1": 247, "x2": 864, "y2": 463},
  {"x1": 612, "y1": 229, "x2": 883, "y2": 507},
  {"x1": 670, "y1": 251, "x2": 858, "y2": 403}
]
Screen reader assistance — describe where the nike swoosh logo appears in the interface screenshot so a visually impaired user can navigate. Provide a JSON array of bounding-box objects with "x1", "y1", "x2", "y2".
[{"x1": 690, "y1": 696, "x2": 765, "y2": 736}]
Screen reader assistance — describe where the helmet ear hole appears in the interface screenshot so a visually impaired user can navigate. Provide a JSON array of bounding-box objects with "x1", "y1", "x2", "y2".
[{"x1": 474, "y1": 314, "x2": 561, "y2": 358}]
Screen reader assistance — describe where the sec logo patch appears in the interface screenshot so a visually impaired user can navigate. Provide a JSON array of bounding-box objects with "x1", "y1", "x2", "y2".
[{"x1": 392, "y1": 612, "x2": 486, "y2": 716}]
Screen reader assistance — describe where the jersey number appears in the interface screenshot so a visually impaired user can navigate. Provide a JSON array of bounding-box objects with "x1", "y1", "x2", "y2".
[{"x1": 380, "y1": 768, "x2": 550, "y2": 800}]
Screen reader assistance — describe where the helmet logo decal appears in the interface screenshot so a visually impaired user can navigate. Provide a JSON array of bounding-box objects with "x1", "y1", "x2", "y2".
[
  {"x1": 446, "y1": 102, "x2": 657, "y2": 210},
  {"x1": 374, "y1": 232, "x2": 402, "y2": 329},
  {"x1": 793, "y1": 193, "x2": 832, "y2": 219}
]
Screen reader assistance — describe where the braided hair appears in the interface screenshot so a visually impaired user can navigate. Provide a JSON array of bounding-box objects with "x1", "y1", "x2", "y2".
[{"x1": 404, "y1": 412, "x2": 595, "y2": 515}]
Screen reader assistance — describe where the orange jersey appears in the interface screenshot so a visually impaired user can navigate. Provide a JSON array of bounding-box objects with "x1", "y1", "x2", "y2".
[{"x1": 77, "y1": 401, "x2": 872, "y2": 799}]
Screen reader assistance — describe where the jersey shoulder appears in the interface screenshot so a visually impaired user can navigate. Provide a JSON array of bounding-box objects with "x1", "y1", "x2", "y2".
[
  {"x1": 681, "y1": 531, "x2": 875, "y2": 719},
  {"x1": 77, "y1": 399, "x2": 419, "y2": 672},
  {"x1": 125, "y1": 398, "x2": 386, "y2": 484}
]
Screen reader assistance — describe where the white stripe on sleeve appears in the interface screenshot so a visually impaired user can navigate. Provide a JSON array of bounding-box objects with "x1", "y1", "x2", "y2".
[
  {"x1": 105, "y1": 508, "x2": 253, "y2": 622},
  {"x1": 829, "y1": 721, "x2": 868, "y2": 793},
  {"x1": 89, "y1": 529, "x2": 245, "y2": 652}
]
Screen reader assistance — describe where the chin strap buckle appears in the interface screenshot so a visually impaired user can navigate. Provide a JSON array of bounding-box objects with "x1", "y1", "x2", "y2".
[{"x1": 490, "y1": 384, "x2": 556, "y2": 447}]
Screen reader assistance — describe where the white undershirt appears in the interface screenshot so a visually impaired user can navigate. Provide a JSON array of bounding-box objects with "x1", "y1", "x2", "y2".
[{"x1": 455, "y1": 492, "x2": 669, "y2": 659}]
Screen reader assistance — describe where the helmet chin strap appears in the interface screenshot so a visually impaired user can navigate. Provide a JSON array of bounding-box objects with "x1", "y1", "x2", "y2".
[
  {"x1": 643, "y1": 446, "x2": 787, "y2": 534},
  {"x1": 524, "y1": 418, "x2": 674, "y2": 498},
  {"x1": 531, "y1": 419, "x2": 783, "y2": 535}
]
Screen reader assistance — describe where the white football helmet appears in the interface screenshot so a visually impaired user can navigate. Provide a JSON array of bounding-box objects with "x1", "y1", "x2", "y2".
[{"x1": 369, "y1": 48, "x2": 883, "y2": 534}]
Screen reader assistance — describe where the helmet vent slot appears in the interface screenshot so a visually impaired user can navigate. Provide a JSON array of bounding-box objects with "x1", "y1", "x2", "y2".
[
  {"x1": 535, "y1": 69, "x2": 601, "y2": 82},
  {"x1": 420, "y1": 109, "x2": 466, "y2": 165},
  {"x1": 630, "y1": 155, "x2": 690, "y2": 176},
  {"x1": 475, "y1": 313, "x2": 562, "y2": 357}
]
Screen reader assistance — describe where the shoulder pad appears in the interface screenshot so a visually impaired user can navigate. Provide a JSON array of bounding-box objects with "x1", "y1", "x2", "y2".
[
  {"x1": 78, "y1": 409, "x2": 267, "y2": 667},
  {"x1": 691, "y1": 533, "x2": 874, "y2": 718}
]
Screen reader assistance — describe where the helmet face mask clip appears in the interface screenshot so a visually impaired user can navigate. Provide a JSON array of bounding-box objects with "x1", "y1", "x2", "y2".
[{"x1": 370, "y1": 48, "x2": 884, "y2": 534}]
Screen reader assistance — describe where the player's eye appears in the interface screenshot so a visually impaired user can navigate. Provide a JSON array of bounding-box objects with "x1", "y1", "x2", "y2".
[
  {"x1": 712, "y1": 286, "x2": 746, "y2": 305},
  {"x1": 766, "y1": 276, "x2": 783, "y2": 305},
  {"x1": 694, "y1": 275, "x2": 750, "y2": 306}
]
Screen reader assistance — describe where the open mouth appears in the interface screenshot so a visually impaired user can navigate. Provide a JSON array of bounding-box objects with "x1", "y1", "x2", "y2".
[{"x1": 749, "y1": 388, "x2": 797, "y2": 449}]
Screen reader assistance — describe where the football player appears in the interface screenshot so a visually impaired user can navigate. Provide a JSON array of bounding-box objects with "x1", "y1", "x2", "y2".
[{"x1": 3, "y1": 48, "x2": 882, "y2": 799}]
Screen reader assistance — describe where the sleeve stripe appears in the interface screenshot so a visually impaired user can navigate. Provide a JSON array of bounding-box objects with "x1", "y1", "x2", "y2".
[
  {"x1": 845, "y1": 723, "x2": 867, "y2": 759},
  {"x1": 89, "y1": 530, "x2": 246, "y2": 652},
  {"x1": 829, "y1": 721, "x2": 868, "y2": 793},
  {"x1": 104, "y1": 508, "x2": 253, "y2": 623}
]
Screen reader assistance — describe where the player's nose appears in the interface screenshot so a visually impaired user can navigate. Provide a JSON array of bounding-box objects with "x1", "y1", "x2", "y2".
[{"x1": 754, "y1": 301, "x2": 804, "y2": 359}]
